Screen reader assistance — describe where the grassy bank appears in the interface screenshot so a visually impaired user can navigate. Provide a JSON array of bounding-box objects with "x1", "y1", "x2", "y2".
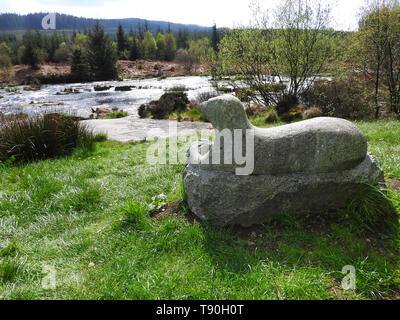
[{"x1": 0, "y1": 120, "x2": 399, "y2": 300}]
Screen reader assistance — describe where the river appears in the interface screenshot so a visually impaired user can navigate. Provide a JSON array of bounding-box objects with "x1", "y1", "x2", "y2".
[{"x1": 0, "y1": 76, "x2": 218, "y2": 118}]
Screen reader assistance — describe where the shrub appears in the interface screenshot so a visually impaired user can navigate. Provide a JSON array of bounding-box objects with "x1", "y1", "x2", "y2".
[
  {"x1": 138, "y1": 104, "x2": 150, "y2": 119},
  {"x1": 174, "y1": 49, "x2": 197, "y2": 72},
  {"x1": 245, "y1": 104, "x2": 268, "y2": 116},
  {"x1": 264, "y1": 109, "x2": 279, "y2": 123},
  {"x1": 92, "y1": 133, "x2": 108, "y2": 142},
  {"x1": 280, "y1": 105, "x2": 305, "y2": 122},
  {"x1": 302, "y1": 77, "x2": 375, "y2": 120},
  {"x1": 236, "y1": 87, "x2": 256, "y2": 103},
  {"x1": 148, "y1": 90, "x2": 190, "y2": 120},
  {"x1": 0, "y1": 113, "x2": 94, "y2": 163},
  {"x1": 303, "y1": 106, "x2": 323, "y2": 120},
  {"x1": 276, "y1": 94, "x2": 299, "y2": 116},
  {"x1": 196, "y1": 91, "x2": 219, "y2": 103}
]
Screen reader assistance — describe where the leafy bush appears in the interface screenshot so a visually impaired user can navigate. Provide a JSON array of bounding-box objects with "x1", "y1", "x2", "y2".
[
  {"x1": 236, "y1": 87, "x2": 256, "y2": 102},
  {"x1": 302, "y1": 77, "x2": 375, "y2": 120},
  {"x1": 138, "y1": 104, "x2": 150, "y2": 119},
  {"x1": 276, "y1": 94, "x2": 299, "y2": 116},
  {"x1": 0, "y1": 113, "x2": 94, "y2": 163},
  {"x1": 147, "y1": 89, "x2": 190, "y2": 119}
]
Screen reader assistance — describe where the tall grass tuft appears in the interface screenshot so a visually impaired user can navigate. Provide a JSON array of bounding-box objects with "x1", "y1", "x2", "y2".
[
  {"x1": 347, "y1": 184, "x2": 399, "y2": 235},
  {"x1": 0, "y1": 113, "x2": 95, "y2": 163}
]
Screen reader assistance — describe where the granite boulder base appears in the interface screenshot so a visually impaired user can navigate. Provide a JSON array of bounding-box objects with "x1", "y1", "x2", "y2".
[{"x1": 183, "y1": 95, "x2": 384, "y2": 227}]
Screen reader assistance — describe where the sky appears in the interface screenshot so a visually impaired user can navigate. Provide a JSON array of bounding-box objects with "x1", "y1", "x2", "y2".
[{"x1": 0, "y1": 0, "x2": 366, "y2": 30}]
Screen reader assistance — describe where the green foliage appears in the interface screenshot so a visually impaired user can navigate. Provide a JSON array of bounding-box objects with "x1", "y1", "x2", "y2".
[
  {"x1": 346, "y1": 184, "x2": 399, "y2": 235},
  {"x1": 0, "y1": 53, "x2": 12, "y2": 69},
  {"x1": 264, "y1": 109, "x2": 280, "y2": 123},
  {"x1": 71, "y1": 48, "x2": 89, "y2": 81},
  {"x1": 102, "y1": 111, "x2": 129, "y2": 119},
  {"x1": 129, "y1": 36, "x2": 140, "y2": 60},
  {"x1": 156, "y1": 32, "x2": 166, "y2": 60},
  {"x1": 116, "y1": 24, "x2": 126, "y2": 55},
  {"x1": 87, "y1": 22, "x2": 118, "y2": 81},
  {"x1": 138, "y1": 104, "x2": 150, "y2": 119},
  {"x1": 53, "y1": 42, "x2": 70, "y2": 63},
  {"x1": 211, "y1": 24, "x2": 220, "y2": 53},
  {"x1": 276, "y1": 94, "x2": 299, "y2": 115},
  {"x1": 92, "y1": 133, "x2": 108, "y2": 142},
  {"x1": 188, "y1": 38, "x2": 212, "y2": 63},
  {"x1": 147, "y1": 89, "x2": 190, "y2": 119},
  {"x1": 0, "y1": 113, "x2": 95, "y2": 163},
  {"x1": 0, "y1": 121, "x2": 398, "y2": 299},
  {"x1": 0, "y1": 257, "x2": 26, "y2": 284},
  {"x1": 142, "y1": 31, "x2": 157, "y2": 60},
  {"x1": 303, "y1": 77, "x2": 375, "y2": 119},
  {"x1": 0, "y1": 42, "x2": 12, "y2": 75},
  {"x1": 217, "y1": 0, "x2": 333, "y2": 106},
  {"x1": 21, "y1": 31, "x2": 46, "y2": 69},
  {"x1": 164, "y1": 32, "x2": 177, "y2": 61},
  {"x1": 123, "y1": 202, "x2": 151, "y2": 229},
  {"x1": 169, "y1": 104, "x2": 207, "y2": 122}
]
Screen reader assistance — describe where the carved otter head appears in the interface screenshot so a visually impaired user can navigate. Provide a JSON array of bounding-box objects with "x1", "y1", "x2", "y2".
[{"x1": 200, "y1": 95, "x2": 253, "y2": 131}]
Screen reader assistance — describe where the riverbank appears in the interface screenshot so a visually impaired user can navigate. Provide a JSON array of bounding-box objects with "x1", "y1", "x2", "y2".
[
  {"x1": 83, "y1": 116, "x2": 213, "y2": 143},
  {"x1": 0, "y1": 60, "x2": 211, "y2": 86}
]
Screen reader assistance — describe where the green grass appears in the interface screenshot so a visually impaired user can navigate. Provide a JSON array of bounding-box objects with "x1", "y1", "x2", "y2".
[
  {"x1": 169, "y1": 108, "x2": 208, "y2": 122},
  {"x1": 102, "y1": 111, "x2": 129, "y2": 119},
  {"x1": 0, "y1": 121, "x2": 399, "y2": 300}
]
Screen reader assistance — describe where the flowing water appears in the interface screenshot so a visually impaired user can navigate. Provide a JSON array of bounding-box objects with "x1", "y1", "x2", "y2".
[{"x1": 0, "y1": 76, "x2": 218, "y2": 118}]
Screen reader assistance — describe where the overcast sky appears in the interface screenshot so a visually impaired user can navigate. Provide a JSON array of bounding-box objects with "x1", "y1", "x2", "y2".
[{"x1": 0, "y1": 0, "x2": 365, "y2": 30}]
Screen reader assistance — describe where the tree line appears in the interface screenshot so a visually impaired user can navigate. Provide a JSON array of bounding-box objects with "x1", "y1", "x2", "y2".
[{"x1": 0, "y1": 22, "x2": 221, "y2": 81}]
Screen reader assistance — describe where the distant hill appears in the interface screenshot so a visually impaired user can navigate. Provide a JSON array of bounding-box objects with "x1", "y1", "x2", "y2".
[{"x1": 0, "y1": 13, "x2": 213, "y2": 33}]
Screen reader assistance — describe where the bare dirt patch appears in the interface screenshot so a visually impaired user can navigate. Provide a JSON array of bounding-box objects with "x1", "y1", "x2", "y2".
[
  {"x1": 117, "y1": 60, "x2": 210, "y2": 79},
  {"x1": 0, "y1": 60, "x2": 210, "y2": 85},
  {"x1": 0, "y1": 63, "x2": 71, "y2": 84}
]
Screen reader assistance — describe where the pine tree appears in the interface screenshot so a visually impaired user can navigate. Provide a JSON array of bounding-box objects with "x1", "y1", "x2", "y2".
[
  {"x1": 211, "y1": 24, "x2": 219, "y2": 53},
  {"x1": 117, "y1": 24, "x2": 126, "y2": 54},
  {"x1": 87, "y1": 22, "x2": 118, "y2": 80},
  {"x1": 177, "y1": 29, "x2": 189, "y2": 49},
  {"x1": 21, "y1": 31, "x2": 44, "y2": 70},
  {"x1": 130, "y1": 34, "x2": 140, "y2": 60},
  {"x1": 71, "y1": 47, "x2": 89, "y2": 81}
]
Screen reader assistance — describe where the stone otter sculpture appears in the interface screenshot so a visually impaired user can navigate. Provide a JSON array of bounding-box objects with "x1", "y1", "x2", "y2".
[{"x1": 183, "y1": 95, "x2": 384, "y2": 227}]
